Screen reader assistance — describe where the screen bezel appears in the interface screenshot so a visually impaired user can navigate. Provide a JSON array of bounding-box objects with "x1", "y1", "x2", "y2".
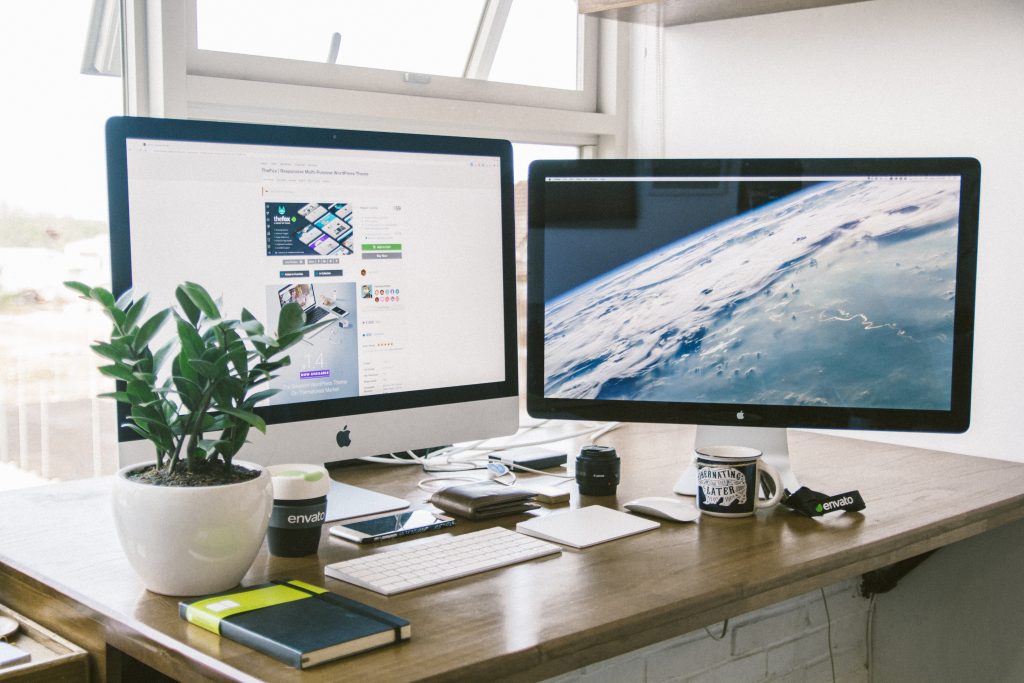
[
  {"x1": 106, "y1": 116, "x2": 519, "y2": 445},
  {"x1": 526, "y1": 157, "x2": 980, "y2": 433}
]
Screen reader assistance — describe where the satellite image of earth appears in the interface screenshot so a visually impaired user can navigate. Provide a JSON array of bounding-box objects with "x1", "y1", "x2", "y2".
[{"x1": 544, "y1": 177, "x2": 962, "y2": 410}]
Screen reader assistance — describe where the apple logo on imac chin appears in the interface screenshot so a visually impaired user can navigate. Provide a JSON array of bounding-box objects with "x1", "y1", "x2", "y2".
[{"x1": 336, "y1": 425, "x2": 352, "y2": 448}]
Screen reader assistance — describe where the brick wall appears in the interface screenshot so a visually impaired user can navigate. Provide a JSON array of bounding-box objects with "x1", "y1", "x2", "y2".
[{"x1": 545, "y1": 579, "x2": 870, "y2": 683}]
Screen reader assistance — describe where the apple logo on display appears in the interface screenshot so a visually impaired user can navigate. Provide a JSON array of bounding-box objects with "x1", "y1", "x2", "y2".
[
  {"x1": 736, "y1": 411, "x2": 745, "y2": 421},
  {"x1": 336, "y1": 425, "x2": 352, "y2": 448}
]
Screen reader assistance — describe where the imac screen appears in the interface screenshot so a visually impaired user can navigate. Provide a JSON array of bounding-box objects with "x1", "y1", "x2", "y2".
[
  {"x1": 527, "y1": 158, "x2": 980, "y2": 434},
  {"x1": 106, "y1": 117, "x2": 518, "y2": 466}
]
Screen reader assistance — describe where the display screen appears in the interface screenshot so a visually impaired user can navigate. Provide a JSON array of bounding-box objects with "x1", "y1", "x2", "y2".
[
  {"x1": 106, "y1": 117, "x2": 517, "y2": 450},
  {"x1": 527, "y1": 159, "x2": 980, "y2": 432},
  {"x1": 118, "y1": 127, "x2": 508, "y2": 409}
]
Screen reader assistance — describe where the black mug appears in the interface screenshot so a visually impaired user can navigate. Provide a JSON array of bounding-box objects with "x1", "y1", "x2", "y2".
[
  {"x1": 267, "y1": 465, "x2": 330, "y2": 556},
  {"x1": 695, "y1": 446, "x2": 783, "y2": 518}
]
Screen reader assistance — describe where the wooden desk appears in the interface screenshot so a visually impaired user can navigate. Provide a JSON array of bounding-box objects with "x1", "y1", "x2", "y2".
[{"x1": 3, "y1": 424, "x2": 1024, "y2": 682}]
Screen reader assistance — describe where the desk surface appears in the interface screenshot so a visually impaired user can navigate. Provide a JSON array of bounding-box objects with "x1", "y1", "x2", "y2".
[{"x1": 3, "y1": 424, "x2": 1024, "y2": 682}]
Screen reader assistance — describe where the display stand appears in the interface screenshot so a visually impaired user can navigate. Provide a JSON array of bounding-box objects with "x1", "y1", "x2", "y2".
[{"x1": 673, "y1": 425, "x2": 801, "y2": 496}]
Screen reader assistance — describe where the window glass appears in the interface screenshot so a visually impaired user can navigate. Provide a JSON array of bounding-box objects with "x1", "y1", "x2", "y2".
[
  {"x1": 511, "y1": 143, "x2": 579, "y2": 183},
  {"x1": 198, "y1": 0, "x2": 485, "y2": 76},
  {"x1": 510, "y1": 143, "x2": 579, "y2": 357},
  {"x1": 196, "y1": 0, "x2": 582, "y2": 90},
  {"x1": 0, "y1": 2, "x2": 122, "y2": 489},
  {"x1": 490, "y1": 0, "x2": 580, "y2": 90}
]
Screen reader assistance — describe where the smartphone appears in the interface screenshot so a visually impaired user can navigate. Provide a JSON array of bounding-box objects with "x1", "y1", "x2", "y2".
[{"x1": 329, "y1": 510, "x2": 455, "y2": 544}]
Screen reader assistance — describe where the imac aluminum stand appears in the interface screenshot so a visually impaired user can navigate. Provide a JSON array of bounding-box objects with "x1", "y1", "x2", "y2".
[{"x1": 673, "y1": 425, "x2": 801, "y2": 496}]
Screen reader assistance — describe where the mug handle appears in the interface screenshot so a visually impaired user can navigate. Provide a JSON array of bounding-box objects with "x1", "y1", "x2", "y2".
[{"x1": 755, "y1": 460, "x2": 784, "y2": 509}]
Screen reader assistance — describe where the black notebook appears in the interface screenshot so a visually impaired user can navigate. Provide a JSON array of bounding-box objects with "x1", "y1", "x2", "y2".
[{"x1": 179, "y1": 579, "x2": 410, "y2": 669}]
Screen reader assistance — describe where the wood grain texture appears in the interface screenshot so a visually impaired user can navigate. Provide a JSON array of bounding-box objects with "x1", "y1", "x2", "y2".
[
  {"x1": 0, "y1": 603, "x2": 88, "y2": 682},
  {"x1": 2, "y1": 424, "x2": 1024, "y2": 682},
  {"x1": 578, "y1": 0, "x2": 869, "y2": 26}
]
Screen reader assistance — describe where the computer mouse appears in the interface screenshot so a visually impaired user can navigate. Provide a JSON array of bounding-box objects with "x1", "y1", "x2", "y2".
[{"x1": 623, "y1": 496, "x2": 700, "y2": 523}]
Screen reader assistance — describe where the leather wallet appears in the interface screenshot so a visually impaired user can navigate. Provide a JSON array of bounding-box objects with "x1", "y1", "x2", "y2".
[{"x1": 429, "y1": 482, "x2": 539, "y2": 520}]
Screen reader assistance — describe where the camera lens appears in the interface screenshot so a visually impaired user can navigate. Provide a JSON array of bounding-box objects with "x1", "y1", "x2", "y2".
[{"x1": 575, "y1": 445, "x2": 620, "y2": 496}]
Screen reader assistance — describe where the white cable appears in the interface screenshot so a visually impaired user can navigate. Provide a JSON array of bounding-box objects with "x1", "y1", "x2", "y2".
[
  {"x1": 422, "y1": 461, "x2": 483, "y2": 473},
  {"x1": 589, "y1": 422, "x2": 623, "y2": 443},
  {"x1": 416, "y1": 475, "x2": 487, "y2": 493},
  {"x1": 440, "y1": 422, "x2": 622, "y2": 461},
  {"x1": 359, "y1": 420, "x2": 620, "y2": 477},
  {"x1": 358, "y1": 454, "x2": 422, "y2": 465},
  {"x1": 503, "y1": 462, "x2": 574, "y2": 479}
]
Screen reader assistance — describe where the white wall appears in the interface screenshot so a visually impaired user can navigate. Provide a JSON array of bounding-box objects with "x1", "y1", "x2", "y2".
[
  {"x1": 872, "y1": 517, "x2": 1024, "y2": 681},
  {"x1": 652, "y1": 0, "x2": 1024, "y2": 460}
]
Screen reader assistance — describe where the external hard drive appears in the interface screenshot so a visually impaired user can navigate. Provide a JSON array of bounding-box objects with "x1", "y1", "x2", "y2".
[{"x1": 488, "y1": 447, "x2": 568, "y2": 471}]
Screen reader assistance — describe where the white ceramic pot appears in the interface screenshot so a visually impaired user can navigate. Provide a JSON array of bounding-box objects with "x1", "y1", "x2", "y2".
[{"x1": 112, "y1": 460, "x2": 273, "y2": 596}]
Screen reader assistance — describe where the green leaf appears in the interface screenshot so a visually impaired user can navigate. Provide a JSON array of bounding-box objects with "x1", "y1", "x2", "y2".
[
  {"x1": 130, "y1": 371, "x2": 158, "y2": 386},
  {"x1": 214, "y1": 376, "x2": 246, "y2": 403},
  {"x1": 277, "y1": 301, "x2": 305, "y2": 338},
  {"x1": 180, "y1": 282, "x2": 221, "y2": 321},
  {"x1": 218, "y1": 423, "x2": 251, "y2": 460},
  {"x1": 172, "y1": 360, "x2": 203, "y2": 412},
  {"x1": 175, "y1": 316, "x2": 204, "y2": 360},
  {"x1": 129, "y1": 416, "x2": 177, "y2": 447},
  {"x1": 188, "y1": 358, "x2": 221, "y2": 380},
  {"x1": 97, "y1": 364, "x2": 135, "y2": 382},
  {"x1": 89, "y1": 286, "x2": 116, "y2": 310},
  {"x1": 126, "y1": 382, "x2": 157, "y2": 406},
  {"x1": 98, "y1": 391, "x2": 133, "y2": 403},
  {"x1": 107, "y1": 304, "x2": 127, "y2": 329},
  {"x1": 200, "y1": 344, "x2": 229, "y2": 364},
  {"x1": 197, "y1": 438, "x2": 229, "y2": 452},
  {"x1": 115, "y1": 288, "x2": 136, "y2": 311},
  {"x1": 130, "y1": 413, "x2": 170, "y2": 429},
  {"x1": 123, "y1": 422, "x2": 153, "y2": 441},
  {"x1": 255, "y1": 358, "x2": 289, "y2": 374},
  {"x1": 90, "y1": 340, "x2": 131, "y2": 362},
  {"x1": 170, "y1": 372, "x2": 203, "y2": 393},
  {"x1": 174, "y1": 286, "x2": 202, "y2": 326},
  {"x1": 151, "y1": 339, "x2": 175, "y2": 375},
  {"x1": 275, "y1": 331, "x2": 304, "y2": 353},
  {"x1": 64, "y1": 281, "x2": 92, "y2": 298},
  {"x1": 243, "y1": 388, "x2": 279, "y2": 407},
  {"x1": 219, "y1": 407, "x2": 267, "y2": 433},
  {"x1": 248, "y1": 334, "x2": 276, "y2": 348},
  {"x1": 122, "y1": 293, "x2": 149, "y2": 330},
  {"x1": 223, "y1": 329, "x2": 247, "y2": 378},
  {"x1": 202, "y1": 413, "x2": 225, "y2": 432},
  {"x1": 173, "y1": 354, "x2": 199, "y2": 386},
  {"x1": 134, "y1": 308, "x2": 171, "y2": 351},
  {"x1": 239, "y1": 311, "x2": 264, "y2": 336}
]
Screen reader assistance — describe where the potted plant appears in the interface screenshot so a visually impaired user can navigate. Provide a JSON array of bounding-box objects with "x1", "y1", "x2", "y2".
[{"x1": 66, "y1": 280, "x2": 324, "y2": 596}]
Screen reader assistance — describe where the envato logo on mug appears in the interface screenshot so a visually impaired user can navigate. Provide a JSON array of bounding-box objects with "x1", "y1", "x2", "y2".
[
  {"x1": 695, "y1": 445, "x2": 783, "y2": 518},
  {"x1": 267, "y1": 464, "x2": 330, "y2": 557}
]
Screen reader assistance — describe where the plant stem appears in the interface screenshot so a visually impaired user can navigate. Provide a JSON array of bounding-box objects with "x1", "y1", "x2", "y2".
[{"x1": 171, "y1": 382, "x2": 217, "y2": 473}]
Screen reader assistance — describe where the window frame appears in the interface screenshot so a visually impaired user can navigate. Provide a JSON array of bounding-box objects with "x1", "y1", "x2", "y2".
[
  {"x1": 122, "y1": 0, "x2": 626, "y2": 152},
  {"x1": 188, "y1": 1, "x2": 597, "y2": 112}
]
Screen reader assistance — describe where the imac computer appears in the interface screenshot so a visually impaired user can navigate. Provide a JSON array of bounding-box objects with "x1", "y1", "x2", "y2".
[
  {"x1": 527, "y1": 158, "x2": 980, "y2": 494},
  {"x1": 105, "y1": 116, "x2": 518, "y2": 507}
]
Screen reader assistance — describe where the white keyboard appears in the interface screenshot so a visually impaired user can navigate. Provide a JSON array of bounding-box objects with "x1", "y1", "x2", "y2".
[{"x1": 325, "y1": 526, "x2": 561, "y2": 595}]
